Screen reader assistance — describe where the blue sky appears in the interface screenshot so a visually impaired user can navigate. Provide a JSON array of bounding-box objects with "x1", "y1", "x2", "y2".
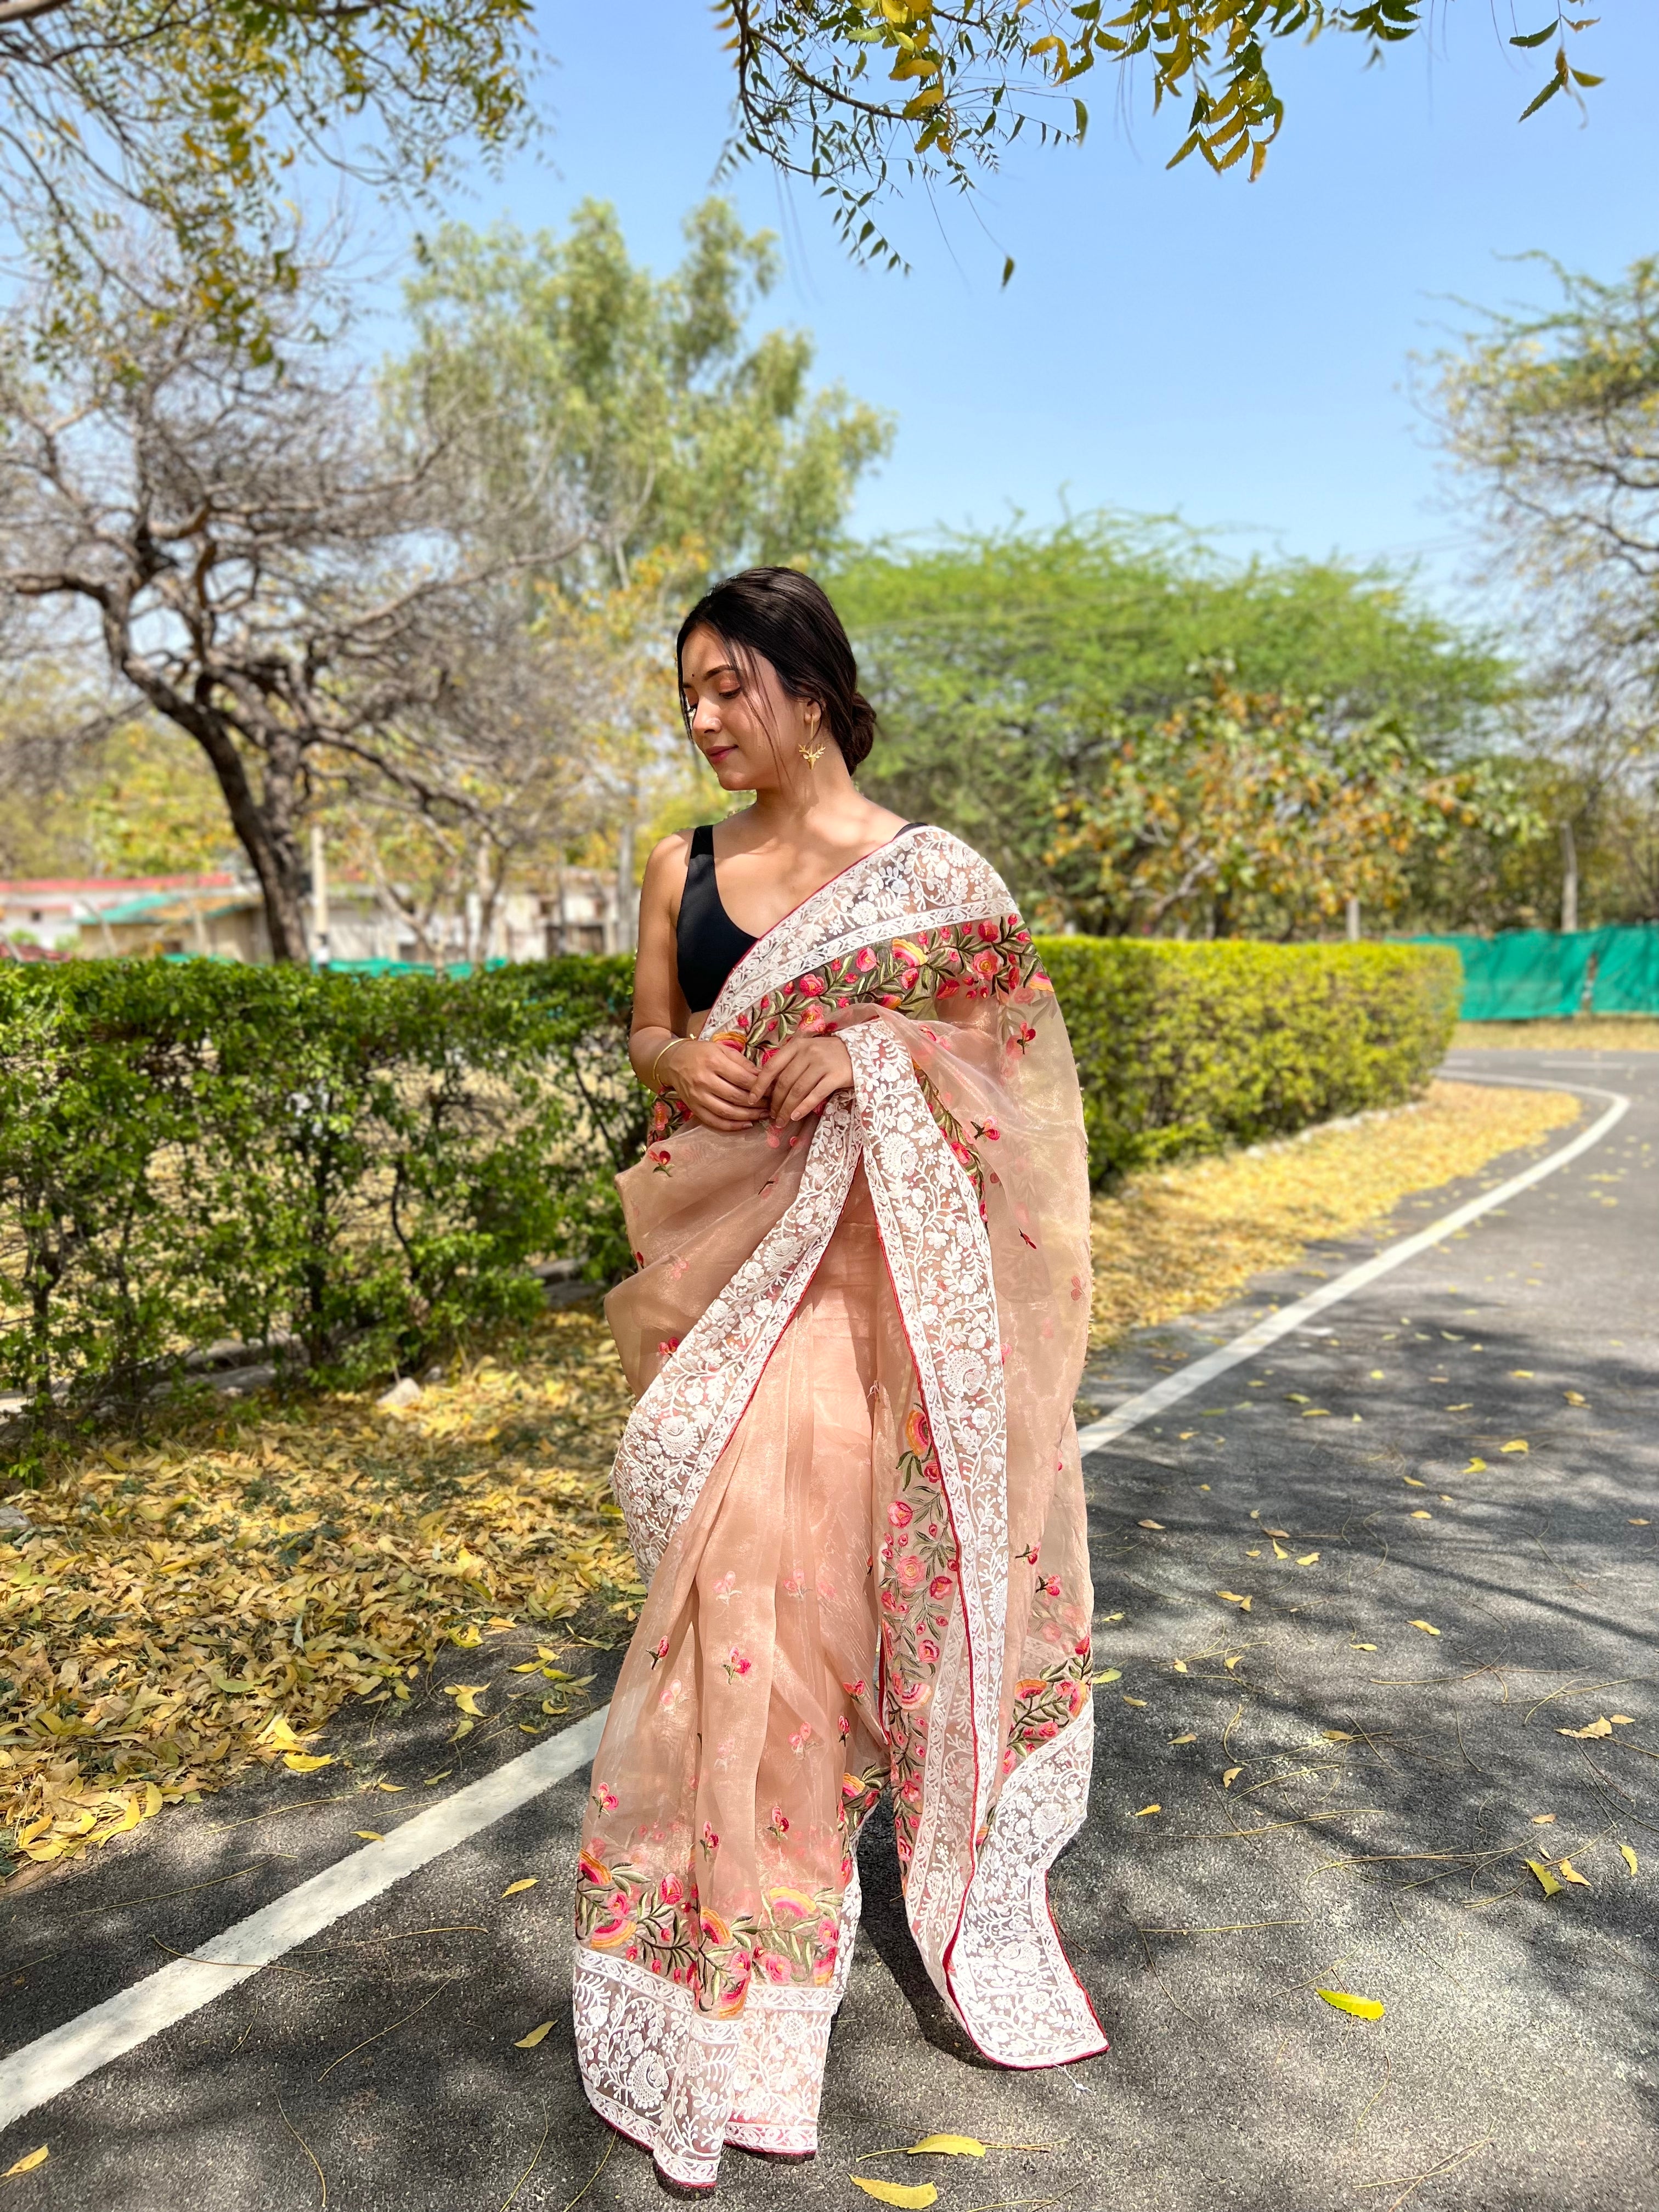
[{"x1": 405, "y1": 4, "x2": 1657, "y2": 612}]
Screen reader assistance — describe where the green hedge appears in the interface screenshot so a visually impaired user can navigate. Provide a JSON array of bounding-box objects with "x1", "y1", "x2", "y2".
[
  {"x1": 0, "y1": 957, "x2": 643, "y2": 1443},
  {"x1": 0, "y1": 939, "x2": 1458, "y2": 1453},
  {"x1": 1036, "y1": 939, "x2": 1462, "y2": 1185}
]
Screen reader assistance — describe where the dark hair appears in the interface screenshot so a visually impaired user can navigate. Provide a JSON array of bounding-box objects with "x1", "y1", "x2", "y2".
[{"x1": 675, "y1": 567, "x2": 877, "y2": 772}]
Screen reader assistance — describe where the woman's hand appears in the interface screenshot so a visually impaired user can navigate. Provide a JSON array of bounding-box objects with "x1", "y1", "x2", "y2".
[
  {"x1": 753, "y1": 1032, "x2": 855, "y2": 1124},
  {"x1": 662, "y1": 1038, "x2": 766, "y2": 1133}
]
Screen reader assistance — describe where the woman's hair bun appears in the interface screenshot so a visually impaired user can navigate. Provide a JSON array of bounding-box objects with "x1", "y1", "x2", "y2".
[{"x1": 675, "y1": 567, "x2": 879, "y2": 773}]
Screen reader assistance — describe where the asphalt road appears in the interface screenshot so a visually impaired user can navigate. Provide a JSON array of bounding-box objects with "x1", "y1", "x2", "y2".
[{"x1": 2, "y1": 1047, "x2": 1655, "y2": 2212}]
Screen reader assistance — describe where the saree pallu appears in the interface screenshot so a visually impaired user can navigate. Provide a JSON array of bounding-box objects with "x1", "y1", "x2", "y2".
[{"x1": 572, "y1": 828, "x2": 1105, "y2": 2190}]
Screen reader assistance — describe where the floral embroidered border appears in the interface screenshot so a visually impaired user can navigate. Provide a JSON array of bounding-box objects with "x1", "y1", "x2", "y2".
[
  {"x1": 609, "y1": 1091, "x2": 862, "y2": 1579},
  {"x1": 843, "y1": 1022, "x2": 1009, "y2": 2000},
  {"x1": 574, "y1": 1867, "x2": 863, "y2": 2191}
]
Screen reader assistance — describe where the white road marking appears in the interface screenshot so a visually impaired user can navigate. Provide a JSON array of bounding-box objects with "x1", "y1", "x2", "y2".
[
  {"x1": 1, "y1": 1073, "x2": 1631, "y2": 2131},
  {"x1": 1075, "y1": 1076, "x2": 1630, "y2": 1455},
  {"x1": 0, "y1": 1706, "x2": 609, "y2": 2131}
]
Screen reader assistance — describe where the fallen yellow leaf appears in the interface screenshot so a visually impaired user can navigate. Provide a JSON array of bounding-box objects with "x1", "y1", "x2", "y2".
[
  {"x1": 1091, "y1": 1668, "x2": 1121, "y2": 1684},
  {"x1": 1122, "y1": 1695, "x2": 1147, "y2": 1708},
  {"x1": 1137, "y1": 1520, "x2": 1165, "y2": 1531},
  {"x1": 1216, "y1": 1590, "x2": 1253, "y2": 1610},
  {"x1": 1170, "y1": 1733, "x2": 1197, "y2": 1745},
  {"x1": 1510, "y1": 1370, "x2": 1534, "y2": 1379},
  {"x1": 1557, "y1": 1717, "x2": 1613, "y2": 1739},
  {"x1": 1171, "y1": 1660, "x2": 1189, "y2": 1674},
  {"x1": 1369, "y1": 1369, "x2": 1385, "y2": 1380},
  {"x1": 1403, "y1": 1476, "x2": 1426, "y2": 1488},
  {"x1": 1323, "y1": 1730, "x2": 1355, "y2": 1742},
  {"x1": 283, "y1": 1752, "x2": 333, "y2": 1773},
  {"x1": 1409, "y1": 1510, "x2": 1433, "y2": 1520},
  {"x1": 1531, "y1": 1813, "x2": 1556, "y2": 1825},
  {"x1": 1222, "y1": 1767, "x2": 1242, "y2": 1787},
  {"x1": 1525, "y1": 1858, "x2": 1563, "y2": 1897},
  {"x1": 354, "y1": 1830, "x2": 385, "y2": 1842},
  {"x1": 4, "y1": 2147, "x2": 48, "y2": 2177},
  {"x1": 1351, "y1": 1642, "x2": 1378, "y2": 1651},
  {"x1": 1556, "y1": 1858, "x2": 1591, "y2": 1888},
  {"x1": 1272, "y1": 1541, "x2": 1289, "y2": 1559},
  {"x1": 906, "y1": 2137, "x2": 986, "y2": 2158},
  {"x1": 851, "y1": 2183, "x2": 936, "y2": 2209},
  {"x1": 1620, "y1": 1844, "x2": 1639, "y2": 1875},
  {"x1": 515, "y1": 2021, "x2": 555, "y2": 2049},
  {"x1": 446, "y1": 1685, "x2": 488, "y2": 1717},
  {"x1": 1317, "y1": 1990, "x2": 1384, "y2": 2021},
  {"x1": 1610, "y1": 1715, "x2": 1635, "y2": 1726},
  {"x1": 1409, "y1": 1620, "x2": 1441, "y2": 1636},
  {"x1": 1501, "y1": 1440, "x2": 1529, "y2": 1454},
  {"x1": 501, "y1": 1877, "x2": 538, "y2": 1897},
  {"x1": 1297, "y1": 1552, "x2": 1320, "y2": 1565},
  {"x1": 261, "y1": 1715, "x2": 307, "y2": 1752},
  {"x1": 1223, "y1": 1654, "x2": 1244, "y2": 1670},
  {"x1": 1134, "y1": 1804, "x2": 1161, "y2": 1816},
  {"x1": 1301, "y1": 1408, "x2": 1330, "y2": 1419},
  {"x1": 1564, "y1": 1390, "x2": 1586, "y2": 1406},
  {"x1": 1463, "y1": 1457, "x2": 1487, "y2": 1474}
]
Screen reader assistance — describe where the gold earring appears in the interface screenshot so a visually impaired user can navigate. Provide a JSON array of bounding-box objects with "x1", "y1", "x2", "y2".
[{"x1": 798, "y1": 712, "x2": 826, "y2": 769}]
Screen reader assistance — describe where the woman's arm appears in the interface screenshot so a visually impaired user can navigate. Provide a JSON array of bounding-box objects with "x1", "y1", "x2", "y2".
[{"x1": 631, "y1": 834, "x2": 765, "y2": 1132}]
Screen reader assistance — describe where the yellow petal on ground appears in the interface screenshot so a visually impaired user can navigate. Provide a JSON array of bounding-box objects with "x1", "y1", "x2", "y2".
[
  {"x1": 1403, "y1": 1476, "x2": 1426, "y2": 1487},
  {"x1": 1410, "y1": 1510, "x2": 1433, "y2": 1520},
  {"x1": 515, "y1": 2022, "x2": 555, "y2": 2049},
  {"x1": 1317, "y1": 1990, "x2": 1384, "y2": 2021},
  {"x1": 1224, "y1": 1654, "x2": 1244, "y2": 1669},
  {"x1": 1610, "y1": 1715, "x2": 1635, "y2": 1725},
  {"x1": 1272, "y1": 1541, "x2": 1289, "y2": 1559},
  {"x1": 283, "y1": 1752, "x2": 333, "y2": 1773},
  {"x1": 1222, "y1": 1767, "x2": 1242, "y2": 1787},
  {"x1": 1501, "y1": 1440, "x2": 1529, "y2": 1454},
  {"x1": 1531, "y1": 1813, "x2": 1556, "y2": 1825},
  {"x1": 1137, "y1": 1520, "x2": 1165, "y2": 1531},
  {"x1": 1564, "y1": 1390, "x2": 1586, "y2": 1406},
  {"x1": 1557, "y1": 1717, "x2": 1613, "y2": 1739},
  {"x1": 1323, "y1": 1730, "x2": 1355, "y2": 1742},
  {"x1": 1620, "y1": 1844, "x2": 1639, "y2": 1875},
  {"x1": 1171, "y1": 1660, "x2": 1189, "y2": 1673},
  {"x1": 851, "y1": 2183, "x2": 938, "y2": 2209},
  {"x1": 1301, "y1": 1409, "x2": 1331, "y2": 1418},
  {"x1": 1134, "y1": 1804, "x2": 1161, "y2": 1816},
  {"x1": 4, "y1": 2147, "x2": 48, "y2": 2177},
  {"x1": 501, "y1": 1877, "x2": 538, "y2": 1897},
  {"x1": 1122, "y1": 1696, "x2": 1147, "y2": 1708},
  {"x1": 1510, "y1": 1370, "x2": 1534, "y2": 1379},
  {"x1": 1351, "y1": 1643, "x2": 1378, "y2": 1651},
  {"x1": 1526, "y1": 1859, "x2": 1563, "y2": 1897},
  {"x1": 906, "y1": 2137, "x2": 987, "y2": 2157},
  {"x1": 1297, "y1": 1552, "x2": 1321, "y2": 1565},
  {"x1": 1216, "y1": 1590, "x2": 1252, "y2": 1609},
  {"x1": 1463, "y1": 1458, "x2": 1487, "y2": 1474},
  {"x1": 354, "y1": 1830, "x2": 385, "y2": 1842},
  {"x1": 447, "y1": 1685, "x2": 488, "y2": 1717},
  {"x1": 1170, "y1": 1733, "x2": 1197, "y2": 1745},
  {"x1": 1556, "y1": 1858, "x2": 1591, "y2": 1888},
  {"x1": 1409, "y1": 1620, "x2": 1441, "y2": 1635}
]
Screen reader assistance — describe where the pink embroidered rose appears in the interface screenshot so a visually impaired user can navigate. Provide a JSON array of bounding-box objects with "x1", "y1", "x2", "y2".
[
  {"x1": 656, "y1": 1336, "x2": 680, "y2": 1358},
  {"x1": 797, "y1": 973, "x2": 826, "y2": 996},
  {"x1": 712, "y1": 1571, "x2": 736, "y2": 1602},
  {"x1": 855, "y1": 946, "x2": 878, "y2": 972},
  {"x1": 724, "y1": 1646, "x2": 753, "y2": 1680},
  {"x1": 905, "y1": 1405, "x2": 932, "y2": 1455},
  {"x1": 650, "y1": 1636, "x2": 670, "y2": 1667},
  {"x1": 592, "y1": 1782, "x2": 619, "y2": 1813},
  {"x1": 700, "y1": 1821, "x2": 720, "y2": 1853},
  {"x1": 1043, "y1": 1574, "x2": 1063, "y2": 1599},
  {"x1": 978, "y1": 918, "x2": 1001, "y2": 941},
  {"x1": 1002, "y1": 1745, "x2": 1019, "y2": 1775},
  {"x1": 917, "y1": 1634, "x2": 941, "y2": 1665},
  {"x1": 929, "y1": 1573, "x2": 953, "y2": 1600},
  {"x1": 897, "y1": 1554, "x2": 926, "y2": 1588},
  {"x1": 888, "y1": 1498, "x2": 913, "y2": 1528},
  {"x1": 842, "y1": 1677, "x2": 867, "y2": 1699},
  {"x1": 755, "y1": 1950, "x2": 792, "y2": 1984},
  {"x1": 837, "y1": 1713, "x2": 850, "y2": 1739},
  {"x1": 770, "y1": 1802, "x2": 791, "y2": 1835},
  {"x1": 971, "y1": 949, "x2": 1002, "y2": 980},
  {"x1": 658, "y1": 1872, "x2": 684, "y2": 1905}
]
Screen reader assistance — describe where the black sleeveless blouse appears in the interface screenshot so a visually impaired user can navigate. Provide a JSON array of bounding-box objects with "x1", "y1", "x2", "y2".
[{"x1": 675, "y1": 821, "x2": 925, "y2": 1013}]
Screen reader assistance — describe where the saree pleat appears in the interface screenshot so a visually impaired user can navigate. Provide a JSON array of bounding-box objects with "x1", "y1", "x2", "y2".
[{"x1": 573, "y1": 830, "x2": 1105, "y2": 2190}]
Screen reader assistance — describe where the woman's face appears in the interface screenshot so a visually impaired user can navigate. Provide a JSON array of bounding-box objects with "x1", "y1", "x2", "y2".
[{"x1": 679, "y1": 624, "x2": 815, "y2": 793}]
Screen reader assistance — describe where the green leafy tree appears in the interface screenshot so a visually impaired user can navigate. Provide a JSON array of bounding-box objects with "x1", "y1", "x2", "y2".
[
  {"x1": 718, "y1": 1, "x2": 1605, "y2": 272},
  {"x1": 838, "y1": 517, "x2": 1512, "y2": 918},
  {"x1": 0, "y1": 0, "x2": 535, "y2": 351},
  {"x1": 391, "y1": 199, "x2": 894, "y2": 590},
  {"x1": 1434, "y1": 253, "x2": 1659, "y2": 928},
  {"x1": 1049, "y1": 666, "x2": 1537, "y2": 938}
]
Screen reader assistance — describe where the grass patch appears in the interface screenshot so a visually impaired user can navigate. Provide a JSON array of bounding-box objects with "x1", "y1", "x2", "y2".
[
  {"x1": 0, "y1": 1305, "x2": 639, "y2": 1875},
  {"x1": 1088, "y1": 1077, "x2": 1579, "y2": 1347},
  {"x1": 1455, "y1": 1015, "x2": 1659, "y2": 1050}
]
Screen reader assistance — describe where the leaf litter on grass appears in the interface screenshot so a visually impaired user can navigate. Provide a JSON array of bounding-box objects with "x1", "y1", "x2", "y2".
[
  {"x1": 0, "y1": 1305, "x2": 638, "y2": 1875},
  {"x1": 1087, "y1": 1079, "x2": 1579, "y2": 1346}
]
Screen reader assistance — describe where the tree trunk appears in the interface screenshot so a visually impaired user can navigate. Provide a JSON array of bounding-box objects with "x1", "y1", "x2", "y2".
[{"x1": 1560, "y1": 819, "x2": 1579, "y2": 935}]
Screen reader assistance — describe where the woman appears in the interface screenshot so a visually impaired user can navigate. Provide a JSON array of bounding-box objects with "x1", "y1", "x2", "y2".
[{"x1": 573, "y1": 569, "x2": 1104, "y2": 2192}]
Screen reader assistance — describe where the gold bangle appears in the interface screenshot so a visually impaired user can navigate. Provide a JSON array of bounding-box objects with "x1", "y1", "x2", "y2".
[{"x1": 650, "y1": 1037, "x2": 686, "y2": 1092}]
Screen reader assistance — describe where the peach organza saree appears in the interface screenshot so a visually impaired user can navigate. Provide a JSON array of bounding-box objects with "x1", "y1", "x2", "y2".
[{"x1": 573, "y1": 827, "x2": 1104, "y2": 2190}]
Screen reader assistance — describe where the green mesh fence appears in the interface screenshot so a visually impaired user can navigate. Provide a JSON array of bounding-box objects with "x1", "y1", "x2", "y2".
[
  {"x1": 1589, "y1": 926, "x2": 1659, "y2": 1015},
  {"x1": 1406, "y1": 926, "x2": 1659, "y2": 1019}
]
